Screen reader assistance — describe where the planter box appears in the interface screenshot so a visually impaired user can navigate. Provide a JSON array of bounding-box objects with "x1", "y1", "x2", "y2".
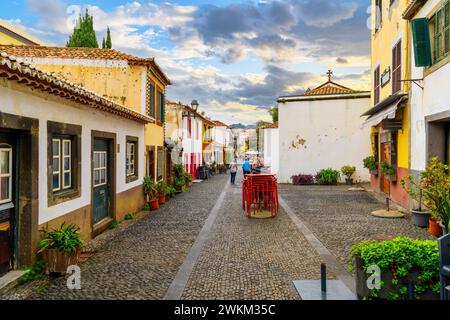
[
  {"x1": 354, "y1": 256, "x2": 439, "y2": 300},
  {"x1": 411, "y1": 210, "x2": 430, "y2": 228},
  {"x1": 41, "y1": 248, "x2": 81, "y2": 275}
]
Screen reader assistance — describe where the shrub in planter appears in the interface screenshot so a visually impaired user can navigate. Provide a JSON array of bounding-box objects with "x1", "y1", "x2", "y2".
[
  {"x1": 143, "y1": 176, "x2": 159, "y2": 210},
  {"x1": 173, "y1": 177, "x2": 185, "y2": 192},
  {"x1": 348, "y1": 237, "x2": 440, "y2": 300},
  {"x1": 341, "y1": 165, "x2": 356, "y2": 185},
  {"x1": 38, "y1": 223, "x2": 84, "y2": 275},
  {"x1": 156, "y1": 180, "x2": 168, "y2": 204},
  {"x1": 380, "y1": 161, "x2": 397, "y2": 182},
  {"x1": 316, "y1": 168, "x2": 340, "y2": 185},
  {"x1": 401, "y1": 175, "x2": 430, "y2": 228},
  {"x1": 363, "y1": 156, "x2": 378, "y2": 175},
  {"x1": 184, "y1": 172, "x2": 192, "y2": 186},
  {"x1": 291, "y1": 174, "x2": 315, "y2": 185}
]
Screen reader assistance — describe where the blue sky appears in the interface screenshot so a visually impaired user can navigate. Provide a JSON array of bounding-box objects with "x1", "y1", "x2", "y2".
[{"x1": 2, "y1": 0, "x2": 372, "y2": 125}]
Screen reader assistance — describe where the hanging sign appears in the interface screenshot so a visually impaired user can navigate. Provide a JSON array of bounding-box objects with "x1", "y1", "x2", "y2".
[{"x1": 381, "y1": 67, "x2": 391, "y2": 87}]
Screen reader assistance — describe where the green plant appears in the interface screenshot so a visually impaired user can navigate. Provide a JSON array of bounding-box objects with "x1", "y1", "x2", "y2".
[
  {"x1": 380, "y1": 161, "x2": 395, "y2": 177},
  {"x1": 156, "y1": 179, "x2": 168, "y2": 196},
  {"x1": 348, "y1": 237, "x2": 440, "y2": 300},
  {"x1": 143, "y1": 203, "x2": 150, "y2": 211},
  {"x1": 18, "y1": 260, "x2": 45, "y2": 284},
  {"x1": 124, "y1": 213, "x2": 135, "y2": 220},
  {"x1": 174, "y1": 164, "x2": 185, "y2": 179},
  {"x1": 173, "y1": 177, "x2": 185, "y2": 191},
  {"x1": 184, "y1": 172, "x2": 192, "y2": 183},
  {"x1": 317, "y1": 168, "x2": 340, "y2": 185},
  {"x1": 38, "y1": 223, "x2": 84, "y2": 254},
  {"x1": 165, "y1": 186, "x2": 175, "y2": 197},
  {"x1": 109, "y1": 220, "x2": 119, "y2": 229},
  {"x1": 341, "y1": 165, "x2": 356, "y2": 179},
  {"x1": 363, "y1": 156, "x2": 378, "y2": 172},
  {"x1": 143, "y1": 176, "x2": 158, "y2": 200}
]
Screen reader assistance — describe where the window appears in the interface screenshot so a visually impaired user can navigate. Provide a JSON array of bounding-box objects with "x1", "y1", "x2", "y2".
[
  {"x1": 52, "y1": 137, "x2": 72, "y2": 192},
  {"x1": 125, "y1": 137, "x2": 139, "y2": 182},
  {"x1": 392, "y1": 40, "x2": 402, "y2": 94},
  {"x1": 157, "y1": 147, "x2": 164, "y2": 180},
  {"x1": 187, "y1": 117, "x2": 192, "y2": 138},
  {"x1": 375, "y1": 0, "x2": 382, "y2": 31},
  {"x1": 93, "y1": 151, "x2": 107, "y2": 187},
  {"x1": 156, "y1": 91, "x2": 165, "y2": 123},
  {"x1": 374, "y1": 66, "x2": 380, "y2": 105},
  {"x1": 148, "y1": 82, "x2": 155, "y2": 118},
  {"x1": 0, "y1": 147, "x2": 12, "y2": 204},
  {"x1": 431, "y1": 1, "x2": 450, "y2": 63}
]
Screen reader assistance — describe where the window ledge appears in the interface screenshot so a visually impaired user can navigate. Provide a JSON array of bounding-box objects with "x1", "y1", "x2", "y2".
[
  {"x1": 48, "y1": 189, "x2": 81, "y2": 207},
  {"x1": 424, "y1": 55, "x2": 450, "y2": 78},
  {"x1": 126, "y1": 175, "x2": 139, "y2": 184}
]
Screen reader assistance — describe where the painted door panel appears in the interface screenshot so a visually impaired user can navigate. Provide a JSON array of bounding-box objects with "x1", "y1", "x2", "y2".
[
  {"x1": 93, "y1": 139, "x2": 109, "y2": 225},
  {"x1": 381, "y1": 142, "x2": 390, "y2": 194},
  {"x1": 0, "y1": 133, "x2": 15, "y2": 275}
]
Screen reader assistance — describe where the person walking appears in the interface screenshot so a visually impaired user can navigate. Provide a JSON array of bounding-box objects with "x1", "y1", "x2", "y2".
[
  {"x1": 229, "y1": 160, "x2": 238, "y2": 184},
  {"x1": 242, "y1": 158, "x2": 252, "y2": 175}
]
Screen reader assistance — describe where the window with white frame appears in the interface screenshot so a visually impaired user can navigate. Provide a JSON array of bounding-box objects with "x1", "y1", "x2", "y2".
[
  {"x1": 0, "y1": 147, "x2": 12, "y2": 204},
  {"x1": 93, "y1": 151, "x2": 107, "y2": 187},
  {"x1": 126, "y1": 141, "x2": 136, "y2": 177},
  {"x1": 52, "y1": 137, "x2": 72, "y2": 192}
]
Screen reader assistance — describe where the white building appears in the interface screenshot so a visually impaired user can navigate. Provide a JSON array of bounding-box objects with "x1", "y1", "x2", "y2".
[
  {"x1": 211, "y1": 121, "x2": 228, "y2": 165},
  {"x1": 277, "y1": 76, "x2": 371, "y2": 183},
  {"x1": 0, "y1": 52, "x2": 147, "y2": 272},
  {"x1": 403, "y1": 0, "x2": 450, "y2": 172},
  {"x1": 181, "y1": 105, "x2": 204, "y2": 179},
  {"x1": 261, "y1": 122, "x2": 279, "y2": 174}
]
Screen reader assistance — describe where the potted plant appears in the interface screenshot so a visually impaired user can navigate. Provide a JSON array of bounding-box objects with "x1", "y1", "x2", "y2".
[
  {"x1": 143, "y1": 176, "x2": 159, "y2": 211},
  {"x1": 380, "y1": 161, "x2": 397, "y2": 182},
  {"x1": 38, "y1": 223, "x2": 84, "y2": 275},
  {"x1": 156, "y1": 180, "x2": 168, "y2": 205},
  {"x1": 184, "y1": 172, "x2": 192, "y2": 187},
  {"x1": 401, "y1": 175, "x2": 431, "y2": 228},
  {"x1": 363, "y1": 156, "x2": 378, "y2": 176},
  {"x1": 316, "y1": 168, "x2": 340, "y2": 185},
  {"x1": 341, "y1": 165, "x2": 356, "y2": 185}
]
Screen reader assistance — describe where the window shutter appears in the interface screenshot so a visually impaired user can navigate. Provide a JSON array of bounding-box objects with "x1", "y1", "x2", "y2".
[
  {"x1": 390, "y1": 132, "x2": 398, "y2": 167},
  {"x1": 161, "y1": 93, "x2": 165, "y2": 123},
  {"x1": 412, "y1": 18, "x2": 432, "y2": 67}
]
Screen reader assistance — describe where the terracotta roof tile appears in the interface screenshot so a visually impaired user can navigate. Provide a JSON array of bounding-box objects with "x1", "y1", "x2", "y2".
[
  {"x1": 303, "y1": 81, "x2": 360, "y2": 96},
  {"x1": 213, "y1": 121, "x2": 228, "y2": 127},
  {"x1": 261, "y1": 122, "x2": 278, "y2": 129}
]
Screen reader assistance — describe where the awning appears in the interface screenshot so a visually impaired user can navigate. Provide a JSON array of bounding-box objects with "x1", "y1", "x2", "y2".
[{"x1": 361, "y1": 93, "x2": 408, "y2": 128}]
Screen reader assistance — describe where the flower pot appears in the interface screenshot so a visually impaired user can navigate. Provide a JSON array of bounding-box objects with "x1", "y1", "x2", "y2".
[
  {"x1": 149, "y1": 199, "x2": 159, "y2": 211},
  {"x1": 158, "y1": 195, "x2": 166, "y2": 205},
  {"x1": 185, "y1": 181, "x2": 190, "y2": 188},
  {"x1": 345, "y1": 178, "x2": 354, "y2": 185},
  {"x1": 411, "y1": 210, "x2": 430, "y2": 228},
  {"x1": 428, "y1": 218, "x2": 442, "y2": 237},
  {"x1": 41, "y1": 248, "x2": 81, "y2": 275}
]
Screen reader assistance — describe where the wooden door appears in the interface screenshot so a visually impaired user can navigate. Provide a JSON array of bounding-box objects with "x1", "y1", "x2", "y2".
[
  {"x1": 0, "y1": 133, "x2": 16, "y2": 275},
  {"x1": 381, "y1": 142, "x2": 390, "y2": 194},
  {"x1": 93, "y1": 139, "x2": 110, "y2": 225}
]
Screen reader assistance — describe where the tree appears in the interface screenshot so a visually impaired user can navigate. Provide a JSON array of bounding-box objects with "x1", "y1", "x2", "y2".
[
  {"x1": 256, "y1": 121, "x2": 270, "y2": 128},
  {"x1": 269, "y1": 107, "x2": 278, "y2": 123},
  {"x1": 105, "y1": 27, "x2": 112, "y2": 49},
  {"x1": 102, "y1": 38, "x2": 106, "y2": 49},
  {"x1": 66, "y1": 9, "x2": 99, "y2": 48}
]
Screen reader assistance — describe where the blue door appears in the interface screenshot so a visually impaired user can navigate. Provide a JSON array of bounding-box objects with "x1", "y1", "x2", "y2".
[{"x1": 93, "y1": 139, "x2": 110, "y2": 224}]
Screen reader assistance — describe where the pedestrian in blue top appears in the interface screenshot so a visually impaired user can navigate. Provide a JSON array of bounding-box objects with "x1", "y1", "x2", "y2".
[{"x1": 242, "y1": 158, "x2": 252, "y2": 175}]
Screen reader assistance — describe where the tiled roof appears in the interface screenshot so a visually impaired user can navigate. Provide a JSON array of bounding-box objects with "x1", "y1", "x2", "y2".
[
  {"x1": 213, "y1": 121, "x2": 228, "y2": 127},
  {"x1": 303, "y1": 81, "x2": 361, "y2": 96},
  {"x1": 262, "y1": 122, "x2": 278, "y2": 129},
  {"x1": 0, "y1": 51, "x2": 151, "y2": 124},
  {"x1": 0, "y1": 45, "x2": 171, "y2": 85}
]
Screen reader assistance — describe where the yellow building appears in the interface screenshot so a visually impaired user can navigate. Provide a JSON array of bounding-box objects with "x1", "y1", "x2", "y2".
[
  {"x1": 0, "y1": 45, "x2": 171, "y2": 183},
  {"x1": 362, "y1": 0, "x2": 411, "y2": 208},
  {"x1": 0, "y1": 19, "x2": 43, "y2": 45}
]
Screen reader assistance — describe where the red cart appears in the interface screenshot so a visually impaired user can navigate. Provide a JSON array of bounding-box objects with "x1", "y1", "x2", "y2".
[{"x1": 242, "y1": 174, "x2": 279, "y2": 218}]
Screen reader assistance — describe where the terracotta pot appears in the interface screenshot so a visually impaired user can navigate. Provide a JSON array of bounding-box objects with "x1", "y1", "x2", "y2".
[
  {"x1": 428, "y1": 218, "x2": 442, "y2": 237},
  {"x1": 185, "y1": 181, "x2": 190, "y2": 188},
  {"x1": 158, "y1": 195, "x2": 166, "y2": 205},
  {"x1": 149, "y1": 199, "x2": 159, "y2": 211},
  {"x1": 41, "y1": 248, "x2": 81, "y2": 275}
]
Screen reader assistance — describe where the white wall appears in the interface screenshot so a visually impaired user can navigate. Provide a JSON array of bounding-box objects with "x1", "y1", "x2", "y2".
[
  {"x1": 410, "y1": 0, "x2": 450, "y2": 171},
  {"x1": 182, "y1": 117, "x2": 203, "y2": 167},
  {"x1": 263, "y1": 128, "x2": 279, "y2": 174},
  {"x1": 278, "y1": 97, "x2": 371, "y2": 183},
  {"x1": 0, "y1": 84, "x2": 145, "y2": 225}
]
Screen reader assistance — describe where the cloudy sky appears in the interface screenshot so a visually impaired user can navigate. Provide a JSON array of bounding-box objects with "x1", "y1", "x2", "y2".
[{"x1": 3, "y1": 0, "x2": 372, "y2": 124}]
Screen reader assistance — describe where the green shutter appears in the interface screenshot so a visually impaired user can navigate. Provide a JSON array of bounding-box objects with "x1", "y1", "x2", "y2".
[
  {"x1": 412, "y1": 18, "x2": 432, "y2": 67},
  {"x1": 149, "y1": 83, "x2": 155, "y2": 118},
  {"x1": 161, "y1": 93, "x2": 165, "y2": 123}
]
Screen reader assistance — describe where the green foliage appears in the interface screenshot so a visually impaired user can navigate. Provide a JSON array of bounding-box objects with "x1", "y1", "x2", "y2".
[
  {"x1": 363, "y1": 156, "x2": 377, "y2": 172},
  {"x1": 105, "y1": 26, "x2": 112, "y2": 49},
  {"x1": 184, "y1": 172, "x2": 192, "y2": 183},
  {"x1": 66, "y1": 9, "x2": 99, "y2": 48},
  {"x1": 156, "y1": 179, "x2": 168, "y2": 196},
  {"x1": 348, "y1": 237, "x2": 440, "y2": 300},
  {"x1": 341, "y1": 165, "x2": 356, "y2": 179},
  {"x1": 380, "y1": 161, "x2": 395, "y2": 177},
  {"x1": 124, "y1": 213, "x2": 135, "y2": 220},
  {"x1": 109, "y1": 220, "x2": 119, "y2": 229},
  {"x1": 256, "y1": 121, "x2": 270, "y2": 128},
  {"x1": 38, "y1": 223, "x2": 84, "y2": 254},
  {"x1": 317, "y1": 168, "x2": 340, "y2": 185},
  {"x1": 165, "y1": 186, "x2": 175, "y2": 197},
  {"x1": 143, "y1": 176, "x2": 157, "y2": 200},
  {"x1": 173, "y1": 178, "x2": 185, "y2": 191},
  {"x1": 18, "y1": 260, "x2": 45, "y2": 284},
  {"x1": 142, "y1": 203, "x2": 150, "y2": 211},
  {"x1": 268, "y1": 107, "x2": 278, "y2": 122},
  {"x1": 173, "y1": 164, "x2": 185, "y2": 179}
]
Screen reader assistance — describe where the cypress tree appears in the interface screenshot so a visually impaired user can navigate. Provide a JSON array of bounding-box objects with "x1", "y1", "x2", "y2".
[
  {"x1": 106, "y1": 27, "x2": 112, "y2": 49},
  {"x1": 102, "y1": 38, "x2": 106, "y2": 49},
  {"x1": 66, "y1": 9, "x2": 99, "y2": 48}
]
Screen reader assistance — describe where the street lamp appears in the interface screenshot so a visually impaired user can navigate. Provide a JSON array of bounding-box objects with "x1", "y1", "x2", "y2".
[
  {"x1": 191, "y1": 100, "x2": 199, "y2": 112},
  {"x1": 182, "y1": 99, "x2": 200, "y2": 118}
]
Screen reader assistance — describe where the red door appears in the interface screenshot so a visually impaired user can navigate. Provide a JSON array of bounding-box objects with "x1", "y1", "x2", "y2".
[{"x1": 381, "y1": 143, "x2": 390, "y2": 194}]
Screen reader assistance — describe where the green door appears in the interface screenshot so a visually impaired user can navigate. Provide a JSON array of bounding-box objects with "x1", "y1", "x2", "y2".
[
  {"x1": 93, "y1": 139, "x2": 110, "y2": 225},
  {"x1": 0, "y1": 133, "x2": 16, "y2": 275}
]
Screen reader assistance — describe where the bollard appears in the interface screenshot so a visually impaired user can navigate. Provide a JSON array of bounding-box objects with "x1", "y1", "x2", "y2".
[
  {"x1": 407, "y1": 280, "x2": 414, "y2": 300},
  {"x1": 386, "y1": 197, "x2": 390, "y2": 211},
  {"x1": 321, "y1": 263, "x2": 327, "y2": 293}
]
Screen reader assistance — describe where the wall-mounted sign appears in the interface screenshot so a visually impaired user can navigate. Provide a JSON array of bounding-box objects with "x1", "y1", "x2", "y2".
[{"x1": 381, "y1": 67, "x2": 391, "y2": 87}]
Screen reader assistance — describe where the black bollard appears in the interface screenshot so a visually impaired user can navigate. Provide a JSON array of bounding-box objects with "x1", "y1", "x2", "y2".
[
  {"x1": 407, "y1": 280, "x2": 414, "y2": 300},
  {"x1": 386, "y1": 197, "x2": 390, "y2": 212},
  {"x1": 321, "y1": 263, "x2": 327, "y2": 293}
]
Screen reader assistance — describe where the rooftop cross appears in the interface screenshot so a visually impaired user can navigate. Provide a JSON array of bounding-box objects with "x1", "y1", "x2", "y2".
[{"x1": 327, "y1": 69, "x2": 333, "y2": 82}]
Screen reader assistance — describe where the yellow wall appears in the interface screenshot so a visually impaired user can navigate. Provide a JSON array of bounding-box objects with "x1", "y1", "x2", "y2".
[
  {"x1": 0, "y1": 32, "x2": 29, "y2": 46},
  {"x1": 371, "y1": 0, "x2": 410, "y2": 169},
  {"x1": 35, "y1": 64, "x2": 144, "y2": 113}
]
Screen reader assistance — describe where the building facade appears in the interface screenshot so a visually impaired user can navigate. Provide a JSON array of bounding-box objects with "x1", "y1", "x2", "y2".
[
  {"x1": 278, "y1": 77, "x2": 371, "y2": 184},
  {"x1": 261, "y1": 122, "x2": 279, "y2": 174},
  {"x1": 0, "y1": 19, "x2": 43, "y2": 46},
  {"x1": 0, "y1": 52, "x2": 148, "y2": 274}
]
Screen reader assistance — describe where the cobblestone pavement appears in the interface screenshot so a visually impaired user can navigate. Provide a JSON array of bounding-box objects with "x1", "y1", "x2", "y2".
[
  {"x1": 279, "y1": 184, "x2": 434, "y2": 268},
  {"x1": 182, "y1": 174, "x2": 328, "y2": 300},
  {"x1": 1, "y1": 174, "x2": 228, "y2": 300}
]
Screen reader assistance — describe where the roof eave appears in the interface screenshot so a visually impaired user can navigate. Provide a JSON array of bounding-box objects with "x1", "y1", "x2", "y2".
[
  {"x1": 402, "y1": 0, "x2": 427, "y2": 20},
  {"x1": 278, "y1": 92, "x2": 371, "y2": 103}
]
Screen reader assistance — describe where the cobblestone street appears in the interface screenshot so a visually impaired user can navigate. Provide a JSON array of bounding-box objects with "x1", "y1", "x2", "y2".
[{"x1": 0, "y1": 172, "x2": 435, "y2": 300}]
